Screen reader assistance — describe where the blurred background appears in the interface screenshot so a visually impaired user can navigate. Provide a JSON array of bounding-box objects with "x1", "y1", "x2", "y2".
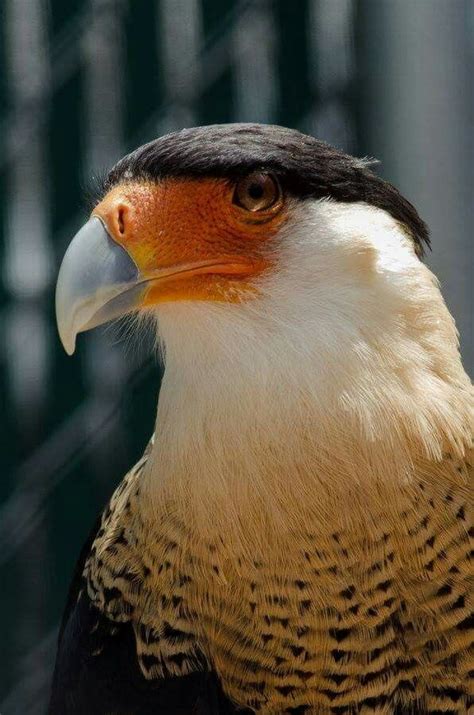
[{"x1": 0, "y1": 1, "x2": 472, "y2": 712}]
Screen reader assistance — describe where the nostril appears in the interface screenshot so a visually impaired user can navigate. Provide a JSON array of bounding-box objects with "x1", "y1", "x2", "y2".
[{"x1": 117, "y1": 207, "x2": 126, "y2": 236}]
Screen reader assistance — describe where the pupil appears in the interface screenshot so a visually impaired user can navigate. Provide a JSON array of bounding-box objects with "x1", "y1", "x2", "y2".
[{"x1": 248, "y1": 182, "x2": 264, "y2": 200}]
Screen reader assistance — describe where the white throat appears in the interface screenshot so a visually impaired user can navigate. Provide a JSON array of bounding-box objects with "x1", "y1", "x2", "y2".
[{"x1": 142, "y1": 200, "x2": 472, "y2": 536}]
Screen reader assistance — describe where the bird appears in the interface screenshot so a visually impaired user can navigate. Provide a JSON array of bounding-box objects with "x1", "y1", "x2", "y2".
[{"x1": 50, "y1": 124, "x2": 473, "y2": 715}]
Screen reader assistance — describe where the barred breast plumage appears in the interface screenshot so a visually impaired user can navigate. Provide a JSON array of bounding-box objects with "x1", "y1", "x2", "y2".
[{"x1": 84, "y1": 443, "x2": 473, "y2": 715}]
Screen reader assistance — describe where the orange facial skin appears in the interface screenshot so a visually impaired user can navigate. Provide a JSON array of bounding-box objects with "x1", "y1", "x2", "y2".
[{"x1": 92, "y1": 178, "x2": 288, "y2": 306}]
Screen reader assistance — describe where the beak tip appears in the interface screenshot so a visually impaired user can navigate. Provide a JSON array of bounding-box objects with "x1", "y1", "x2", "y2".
[
  {"x1": 56, "y1": 285, "x2": 77, "y2": 355},
  {"x1": 54, "y1": 216, "x2": 141, "y2": 354},
  {"x1": 56, "y1": 315, "x2": 77, "y2": 355},
  {"x1": 62, "y1": 335, "x2": 76, "y2": 356}
]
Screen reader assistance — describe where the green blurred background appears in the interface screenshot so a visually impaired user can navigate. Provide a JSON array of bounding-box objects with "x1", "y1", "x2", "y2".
[{"x1": 0, "y1": 1, "x2": 472, "y2": 712}]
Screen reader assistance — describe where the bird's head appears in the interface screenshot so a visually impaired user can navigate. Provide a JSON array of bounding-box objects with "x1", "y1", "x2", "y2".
[
  {"x1": 56, "y1": 124, "x2": 430, "y2": 351},
  {"x1": 56, "y1": 124, "x2": 471, "y2": 461}
]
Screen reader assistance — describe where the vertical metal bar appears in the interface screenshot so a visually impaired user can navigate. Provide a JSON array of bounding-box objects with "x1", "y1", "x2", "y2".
[
  {"x1": 82, "y1": 0, "x2": 125, "y2": 176},
  {"x1": 309, "y1": 0, "x2": 353, "y2": 95},
  {"x1": 3, "y1": 0, "x2": 53, "y2": 427},
  {"x1": 232, "y1": 0, "x2": 277, "y2": 123},
  {"x1": 3, "y1": 0, "x2": 52, "y2": 685},
  {"x1": 305, "y1": 0, "x2": 356, "y2": 152},
  {"x1": 158, "y1": 0, "x2": 202, "y2": 131}
]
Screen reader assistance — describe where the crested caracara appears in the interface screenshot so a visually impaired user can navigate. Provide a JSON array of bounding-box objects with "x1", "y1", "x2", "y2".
[{"x1": 51, "y1": 124, "x2": 473, "y2": 715}]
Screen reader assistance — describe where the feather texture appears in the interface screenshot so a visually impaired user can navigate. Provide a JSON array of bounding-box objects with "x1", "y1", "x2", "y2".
[
  {"x1": 53, "y1": 178, "x2": 473, "y2": 712},
  {"x1": 83, "y1": 439, "x2": 473, "y2": 714}
]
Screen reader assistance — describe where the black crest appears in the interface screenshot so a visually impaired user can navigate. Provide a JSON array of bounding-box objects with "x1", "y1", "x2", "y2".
[{"x1": 104, "y1": 124, "x2": 430, "y2": 257}]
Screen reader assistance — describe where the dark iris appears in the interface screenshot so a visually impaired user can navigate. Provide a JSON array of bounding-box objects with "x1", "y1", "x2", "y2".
[{"x1": 233, "y1": 172, "x2": 281, "y2": 212}]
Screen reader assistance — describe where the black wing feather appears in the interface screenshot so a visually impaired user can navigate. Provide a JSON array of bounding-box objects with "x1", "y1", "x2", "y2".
[{"x1": 49, "y1": 513, "x2": 244, "y2": 714}]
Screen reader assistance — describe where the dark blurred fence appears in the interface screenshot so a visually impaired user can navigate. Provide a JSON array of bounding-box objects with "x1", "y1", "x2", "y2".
[{"x1": 0, "y1": 1, "x2": 472, "y2": 713}]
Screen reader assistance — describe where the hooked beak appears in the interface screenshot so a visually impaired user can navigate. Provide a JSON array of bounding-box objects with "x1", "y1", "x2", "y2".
[
  {"x1": 55, "y1": 215, "x2": 260, "y2": 355},
  {"x1": 56, "y1": 217, "x2": 143, "y2": 355},
  {"x1": 56, "y1": 178, "x2": 277, "y2": 355}
]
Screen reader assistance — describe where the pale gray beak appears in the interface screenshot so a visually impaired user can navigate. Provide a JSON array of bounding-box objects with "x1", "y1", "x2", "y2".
[{"x1": 55, "y1": 217, "x2": 143, "y2": 355}]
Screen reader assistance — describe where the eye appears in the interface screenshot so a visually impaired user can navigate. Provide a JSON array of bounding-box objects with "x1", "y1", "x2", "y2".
[{"x1": 233, "y1": 172, "x2": 281, "y2": 212}]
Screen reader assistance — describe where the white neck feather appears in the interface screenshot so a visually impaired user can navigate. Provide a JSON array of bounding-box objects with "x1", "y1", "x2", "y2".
[{"x1": 141, "y1": 200, "x2": 472, "y2": 542}]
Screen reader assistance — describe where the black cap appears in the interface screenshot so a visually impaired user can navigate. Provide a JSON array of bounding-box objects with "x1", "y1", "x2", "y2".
[{"x1": 103, "y1": 123, "x2": 430, "y2": 257}]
